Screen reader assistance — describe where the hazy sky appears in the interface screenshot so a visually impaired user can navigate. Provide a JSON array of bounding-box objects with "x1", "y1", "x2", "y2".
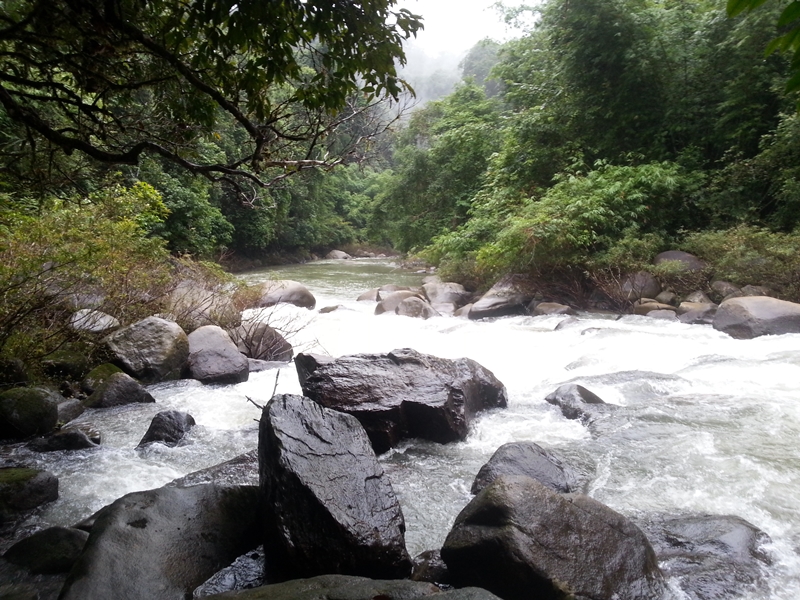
[{"x1": 396, "y1": 0, "x2": 524, "y2": 56}]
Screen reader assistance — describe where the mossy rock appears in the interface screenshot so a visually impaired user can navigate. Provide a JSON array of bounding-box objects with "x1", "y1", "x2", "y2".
[
  {"x1": 81, "y1": 363, "x2": 124, "y2": 395},
  {"x1": 0, "y1": 467, "x2": 59, "y2": 520},
  {"x1": 0, "y1": 387, "x2": 60, "y2": 440},
  {"x1": 41, "y1": 349, "x2": 91, "y2": 381},
  {"x1": 0, "y1": 358, "x2": 29, "y2": 391}
]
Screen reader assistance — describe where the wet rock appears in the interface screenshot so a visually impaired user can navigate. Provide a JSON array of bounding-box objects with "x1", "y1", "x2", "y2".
[
  {"x1": 137, "y1": 410, "x2": 195, "y2": 448},
  {"x1": 81, "y1": 363, "x2": 124, "y2": 395},
  {"x1": 41, "y1": 349, "x2": 91, "y2": 381},
  {"x1": 454, "y1": 303, "x2": 473, "y2": 318},
  {"x1": 638, "y1": 513, "x2": 772, "y2": 600},
  {"x1": 678, "y1": 303, "x2": 717, "y2": 325},
  {"x1": 247, "y1": 359, "x2": 286, "y2": 373},
  {"x1": 187, "y1": 325, "x2": 249, "y2": 384},
  {"x1": 256, "y1": 280, "x2": 316, "y2": 310},
  {"x1": 0, "y1": 468, "x2": 58, "y2": 519},
  {"x1": 545, "y1": 383, "x2": 611, "y2": 423},
  {"x1": 59, "y1": 484, "x2": 262, "y2": 600},
  {"x1": 318, "y1": 305, "x2": 341, "y2": 313},
  {"x1": 713, "y1": 296, "x2": 800, "y2": 339},
  {"x1": 198, "y1": 574, "x2": 500, "y2": 599},
  {"x1": 103, "y1": 316, "x2": 189, "y2": 384},
  {"x1": 259, "y1": 394, "x2": 411, "y2": 582},
  {"x1": 441, "y1": 475, "x2": 665, "y2": 600},
  {"x1": 654, "y1": 251, "x2": 706, "y2": 272},
  {"x1": 356, "y1": 288, "x2": 379, "y2": 301},
  {"x1": 26, "y1": 426, "x2": 98, "y2": 452},
  {"x1": 192, "y1": 546, "x2": 264, "y2": 597},
  {"x1": 471, "y1": 442, "x2": 578, "y2": 495},
  {"x1": 531, "y1": 302, "x2": 576, "y2": 316},
  {"x1": 622, "y1": 271, "x2": 661, "y2": 301},
  {"x1": 83, "y1": 372, "x2": 155, "y2": 408},
  {"x1": 375, "y1": 290, "x2": 423, "y2": 315},
  {"x1": 57, "y1": 399, "x2": 85, "y2": 424},
  {"x1": 396, "y1": 296, "x2": 440, "y2": 319},
  {"x1": 648, "y1": 309, "x2": 679, "y2": 321},
  {"x1": 69, "y1": 309, "x2": 120, "y2": 334},
  {"x1": 411, "y1": 550, "x2": 450, "y2": 585},
  {"x1": 0, "y1": 387, "x2": 60, "y2": 440},
  {"x1": 170, "y1": 450, "x2": 259, "y2": 488},
  {"x1": 325, "y1": 250, "x2": 352, "y2": 259},
  {"x1": 296, "y1": 348, "x2": 508, "y2": 453},
  {"x1": 422, "y1": 280, "x2": 471, "y2": 307},
  {"x1": 3, "y1": 526, "x2": 88, "y2": 574},
  {"x1": 468, "y1": 275, "x2": 533, "y2": 320}
]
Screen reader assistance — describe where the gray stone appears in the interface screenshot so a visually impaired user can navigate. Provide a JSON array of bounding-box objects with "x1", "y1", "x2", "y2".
[
  {"x1": 375, "y1": 290, "x2": 423, "y2": 315},
  {"x1": 256, "y1": 280, "x2": 316, "y2": 310},
  {"x1": 356, "y1": 288, "x2": 379, "y2": 302},
  {"x1": 531, "y1": 302, "x2": 576, "y2": 316},
  {"x1": 84, "y1": 372, "x2": 155, "y2": 408},
  {"x1": 711, "y1": 280, "x2": 740, "y2": 301},
  {"x1": 325, "y1": 250, "x2": 352, "y2": 259},
  {"x1": 166, "y1": 280, "x2": 241, "y2": 333},
  {"x1": 81, "y1": 363, "x2": 124, "y2": 395},
  {"x1": 441, "y1": 475, "x2": 665, "y2": 600},
  {"x1": 0, "y1": 468, "x2": 58, "y2": 516},
  {"x1": 713, "y1": 296, "x2": 800, "y2": 339},
  {"x1": 69, "y1": 309, "x2": 120, "y2": 334},
  {"x1": 296, "y1": 349, "x2": 508, "y2": 453},
  {"x1": 187, "y1": 325, "x2": 249, "y2": 384},
  {"x1": 137, "y1": 410, "x2": 195, "y2": 448},
  {"x1": 654, "y1": 251, "x2": 706, "y2": 272},
  {"x1": 59, "y1": 484, "x2": 262, "y2": 600},
  {"x1": 545, "y1": 383, "x2": 610, "y2": 424},
  {"x1": 622, "y1": 271, "x2": 661, "y2": 301},
  {"x1": 655, "y1": 291, "x2": 678, "y2": 306},
  {"x1": 0, "y1": 387, "x2": 60, "y2": 440},
  {"x1": 232, "y1": 322, "x2": 293, "y2": 362},
  {"x1": 3, "y1": 527, "x2": 88, "y2": 574},
  {"x1": 103, "y1": 316, "x2": 189, "y2": 384},
  {"x1": 634, "y1": 302, "x2": 676, "y2": 316},
  {"x1": 396, "y1": 297, "x2": 441, "y2": 319},
  {"x1": 472, "y1": 442, "x2": 578, "y2": 495},
  {"x1": 422, "y1": 280, "x2": 471, "y2": 306},
  {"x1": 259, "y1": 394, "x2": 411, "y2": 582},
  {"x1": 193, "y1": 546, "x2": 264, "y2": 598},
  {"x1": 26, "y1": 426, "x2": 98, "y2": 452},
  {"x1": 685, "y1": 291, "x2": 713, "y2": 304},
  {"x1": 57, "y1": 399, "x2": 85, "y2": 424},
  {"x1": 469, "y1": 275, "x2": 532, "y2": 320},
  {"x1": 648, "y1": 309, "x2": 679, "y2": 320}
]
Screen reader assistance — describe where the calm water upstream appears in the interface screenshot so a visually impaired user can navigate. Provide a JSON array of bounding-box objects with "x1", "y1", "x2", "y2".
[{"x1": 11, "y1": 258, "x2": 800, "y2": 599}]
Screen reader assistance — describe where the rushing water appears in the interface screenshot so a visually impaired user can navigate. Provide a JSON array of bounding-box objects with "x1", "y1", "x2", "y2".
[{"x1": 9, "y1": 258, "x2": 800, "y2": 598}]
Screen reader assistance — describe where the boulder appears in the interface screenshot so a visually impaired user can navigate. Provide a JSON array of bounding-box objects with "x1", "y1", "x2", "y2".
[
  {"x1": 375, "y1": 290, "x2": 423, "y2": 315},
  {"x1": 187, "y1": 325, "x2": 249, "y2": 384},
  {"x1": 441, "y1": 475, "x2": 665, "y2": 600},
  {"x1": 679, "y1": 304, "x2": 718, "y2": 325},
  {"x1": 377, "y1": 284, "x2": 414, "y2": 297},
  {"x1": 454, "y1": 303, "x2": 473, "y2": 318},
  {"x1": 710, "y1": 280, "x2": 740, "y2": 302},
  {"x1": 166, "y1": 279, "x2": 241, "y2": 333},
  {"x1": 471, "y1": 442, "x2": 578, "y2": 495},
  {"x1": 396, "y1": 297, "x2": 441, "y2": 320},
  {"x1": 654, "y1": 250, "x2": 706, "y2": 272},
  {"x1": 0, "y1": 468, "x2": 58, "y2": 518},
  {"x1": 622, "y1": 271, "x2": 661, "y2": 301},
  {"x1": 325, "y1": 250, "x2": 352, "y2": 260},
  {"x1": 41, "y1": 349, "x2": 90, "y2": 381},
  {"x1": 296, "y1": 349, "x2": 508, "y2": 453},
  {"x1": 83, "y1": 372, "x2": 155, "y2": 408},
  {"x1": 137, "y1": 410, "x2": 195, "y2": 448},
  {"x1": 647, "y1": 309, "x2": 679, "y2": 321},
  {"x1": 422, "y1": 280, "x2": 471, "y2": 307},
  {"x1": 655, "y1": 291, "x2": 677, "y2": 306},
  {"x1": 638, "y1": 514, "x2": 771, "y2": 600},
  {"x1": 57, "y1": 398, "x2": 85, "y2": 424},
  {"x1": 103, "y1": 316, "x2": 189, "y2": 384},
  {"x1": 27, "y1": 426, "x2": 99, "y2": 452},
  {"x1": 69, "y1": 309, "x2": 120, "y2": 334},
  {"x1": 411, "y1": 550, "x2": 450, "y2": 585},
  {"x1": 432, "y1": 302, "x2": 457, "y2": 316},
  {"x1": 531, "y1": 302, "x2": 576, "y2": 316},
  {"x1": 81, "y1": 363, "x2": 124, "y2": 395},
  {"x1": 59, "y1": 484, "x2": 262, "y2": 600},
  {"x1": 633, "y1": 302, "x2": 676, "y2": 316},
  {"x1": 685, "y1": 290, "x2": 713, "y2": 304},
  {"x1": 231, "y1": 322, "x2": 293, "y2": 362},
  {"x1": 0, "y1": 387, "x2": 60, "y2": 440},
  {"x1": 468, "y1": 275, "x2": 533, "y2": 320},
  {"x1": 3, "y1": 526, "x2": 88, "y2": 574},
  {"x1": 198, "y1": 574, "x2": 501, "y2": 599},
  {"x1": 356, "y1": 288, "x2": 380, "y2": 302},
  {"x1": 259, "y1": 394, "x2": 411, "y2": 582},
  {"x1": 741, "y1": 284, "x2": 772, "y2": 297},
  {"x1": 193, "y1": 546, "x2": 265, "y2": 597},
  {"x1": 169, "y1": 450, "x2": 258, "y2": 488},
  {"x1": 677, "y1": 301, "x2": 716, "y2": 315},
  {"x1": 545, "y1": 383, "x2": 610, "y2": 424},
  {"x1": 256, "y1": 280, "x2": 316, "y2": 310},
  {"x1": 713, "y1": 296, "x2": 800, "y2": 339},
  {"x1": 0, "y1": 358, "x2": 28, "y2": 390}
]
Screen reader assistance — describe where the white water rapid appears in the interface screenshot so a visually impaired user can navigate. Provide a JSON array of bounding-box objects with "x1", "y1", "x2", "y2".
[{"x1": 11, "y1": 259, "x2": 800, "y2": 599}]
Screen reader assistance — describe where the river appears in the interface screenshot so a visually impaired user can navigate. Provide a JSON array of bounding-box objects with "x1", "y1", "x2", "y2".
[{"x1": 13, "y1": 258, "x2": 800, "y2": 599}]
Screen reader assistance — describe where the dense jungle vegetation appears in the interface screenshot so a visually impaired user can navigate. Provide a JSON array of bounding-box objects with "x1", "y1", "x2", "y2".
[{"x1": 3, "y1": 0, "x2": 800, "y2": 370}]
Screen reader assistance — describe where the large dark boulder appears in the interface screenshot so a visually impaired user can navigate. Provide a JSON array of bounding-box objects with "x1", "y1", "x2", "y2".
[
  {"x1": 296, "y1": 348, "x2": 508, "y2": 453},
  {"x1": 231, "y1": 322, "x2": 293, "y2": 362},
  {"x1": 638, "y1": 514, "x2": 772, "y2": 600},
  {"x1": 441, "y1": 475, "x2": 666, "y2": 600},
  {"x1": 186, "y1": 325, "x2": 249, "y2": 384},
  {"x1": 259, "y1": 394, "x2": 411, "y2": 582},
  {"x1": 3, "y1": 526, "x2": 88, "y2": 574},
  {"x1": 103, "y1": 316, "x2": 189, "y2": 383},
  {"x1": 83, "y1": 372, "x2": 155, "y2": 408},
  {"x1": 255, "y1": 280, "x2": 316, "y2": 310},
  {"x1": 26, "y1": 426, "x2": 99, "y2": 452},
  {"x1": 471, "y1": 442, "x2": 578, "y2": 495},
  {"x1": 468, "y1": 275, "x2": 533, "y2": 320},
  {"x1": 713, "y1": 296, "x2": 800, "y2": 339},
  {"x1": 0, "y1": 387, "x2": 60, "y2": 440},
  {"x1": 199, "y1": 574, "x2": 501, "y2": 599},
  {"x1": 545, "y1": 383, "x2": 611, "y2": 424},
  {"x1": 0, "y1": 468, "x2": 58, "y2": 521},
  {"x1": 137, "y1": 410, "x2": 195, "y2": 448},
  {"x1": 59, "y1": 484, "x2": 262, "y2": 600}
]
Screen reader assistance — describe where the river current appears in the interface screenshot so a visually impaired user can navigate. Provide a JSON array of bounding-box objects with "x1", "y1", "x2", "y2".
[{"x1": 12, "y1": 258, "x2": 800, "y2": 599}]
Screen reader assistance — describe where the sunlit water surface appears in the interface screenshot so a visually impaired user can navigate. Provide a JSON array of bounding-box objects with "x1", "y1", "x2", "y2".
[{"x1": 10, "y1": 258, "x2": 800, "y2": 599}]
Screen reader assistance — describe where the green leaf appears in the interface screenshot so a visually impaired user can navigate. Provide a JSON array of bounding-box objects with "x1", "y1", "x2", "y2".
[{"x1": 779, "y1": 1, "x2": 800, "y2": 27}]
